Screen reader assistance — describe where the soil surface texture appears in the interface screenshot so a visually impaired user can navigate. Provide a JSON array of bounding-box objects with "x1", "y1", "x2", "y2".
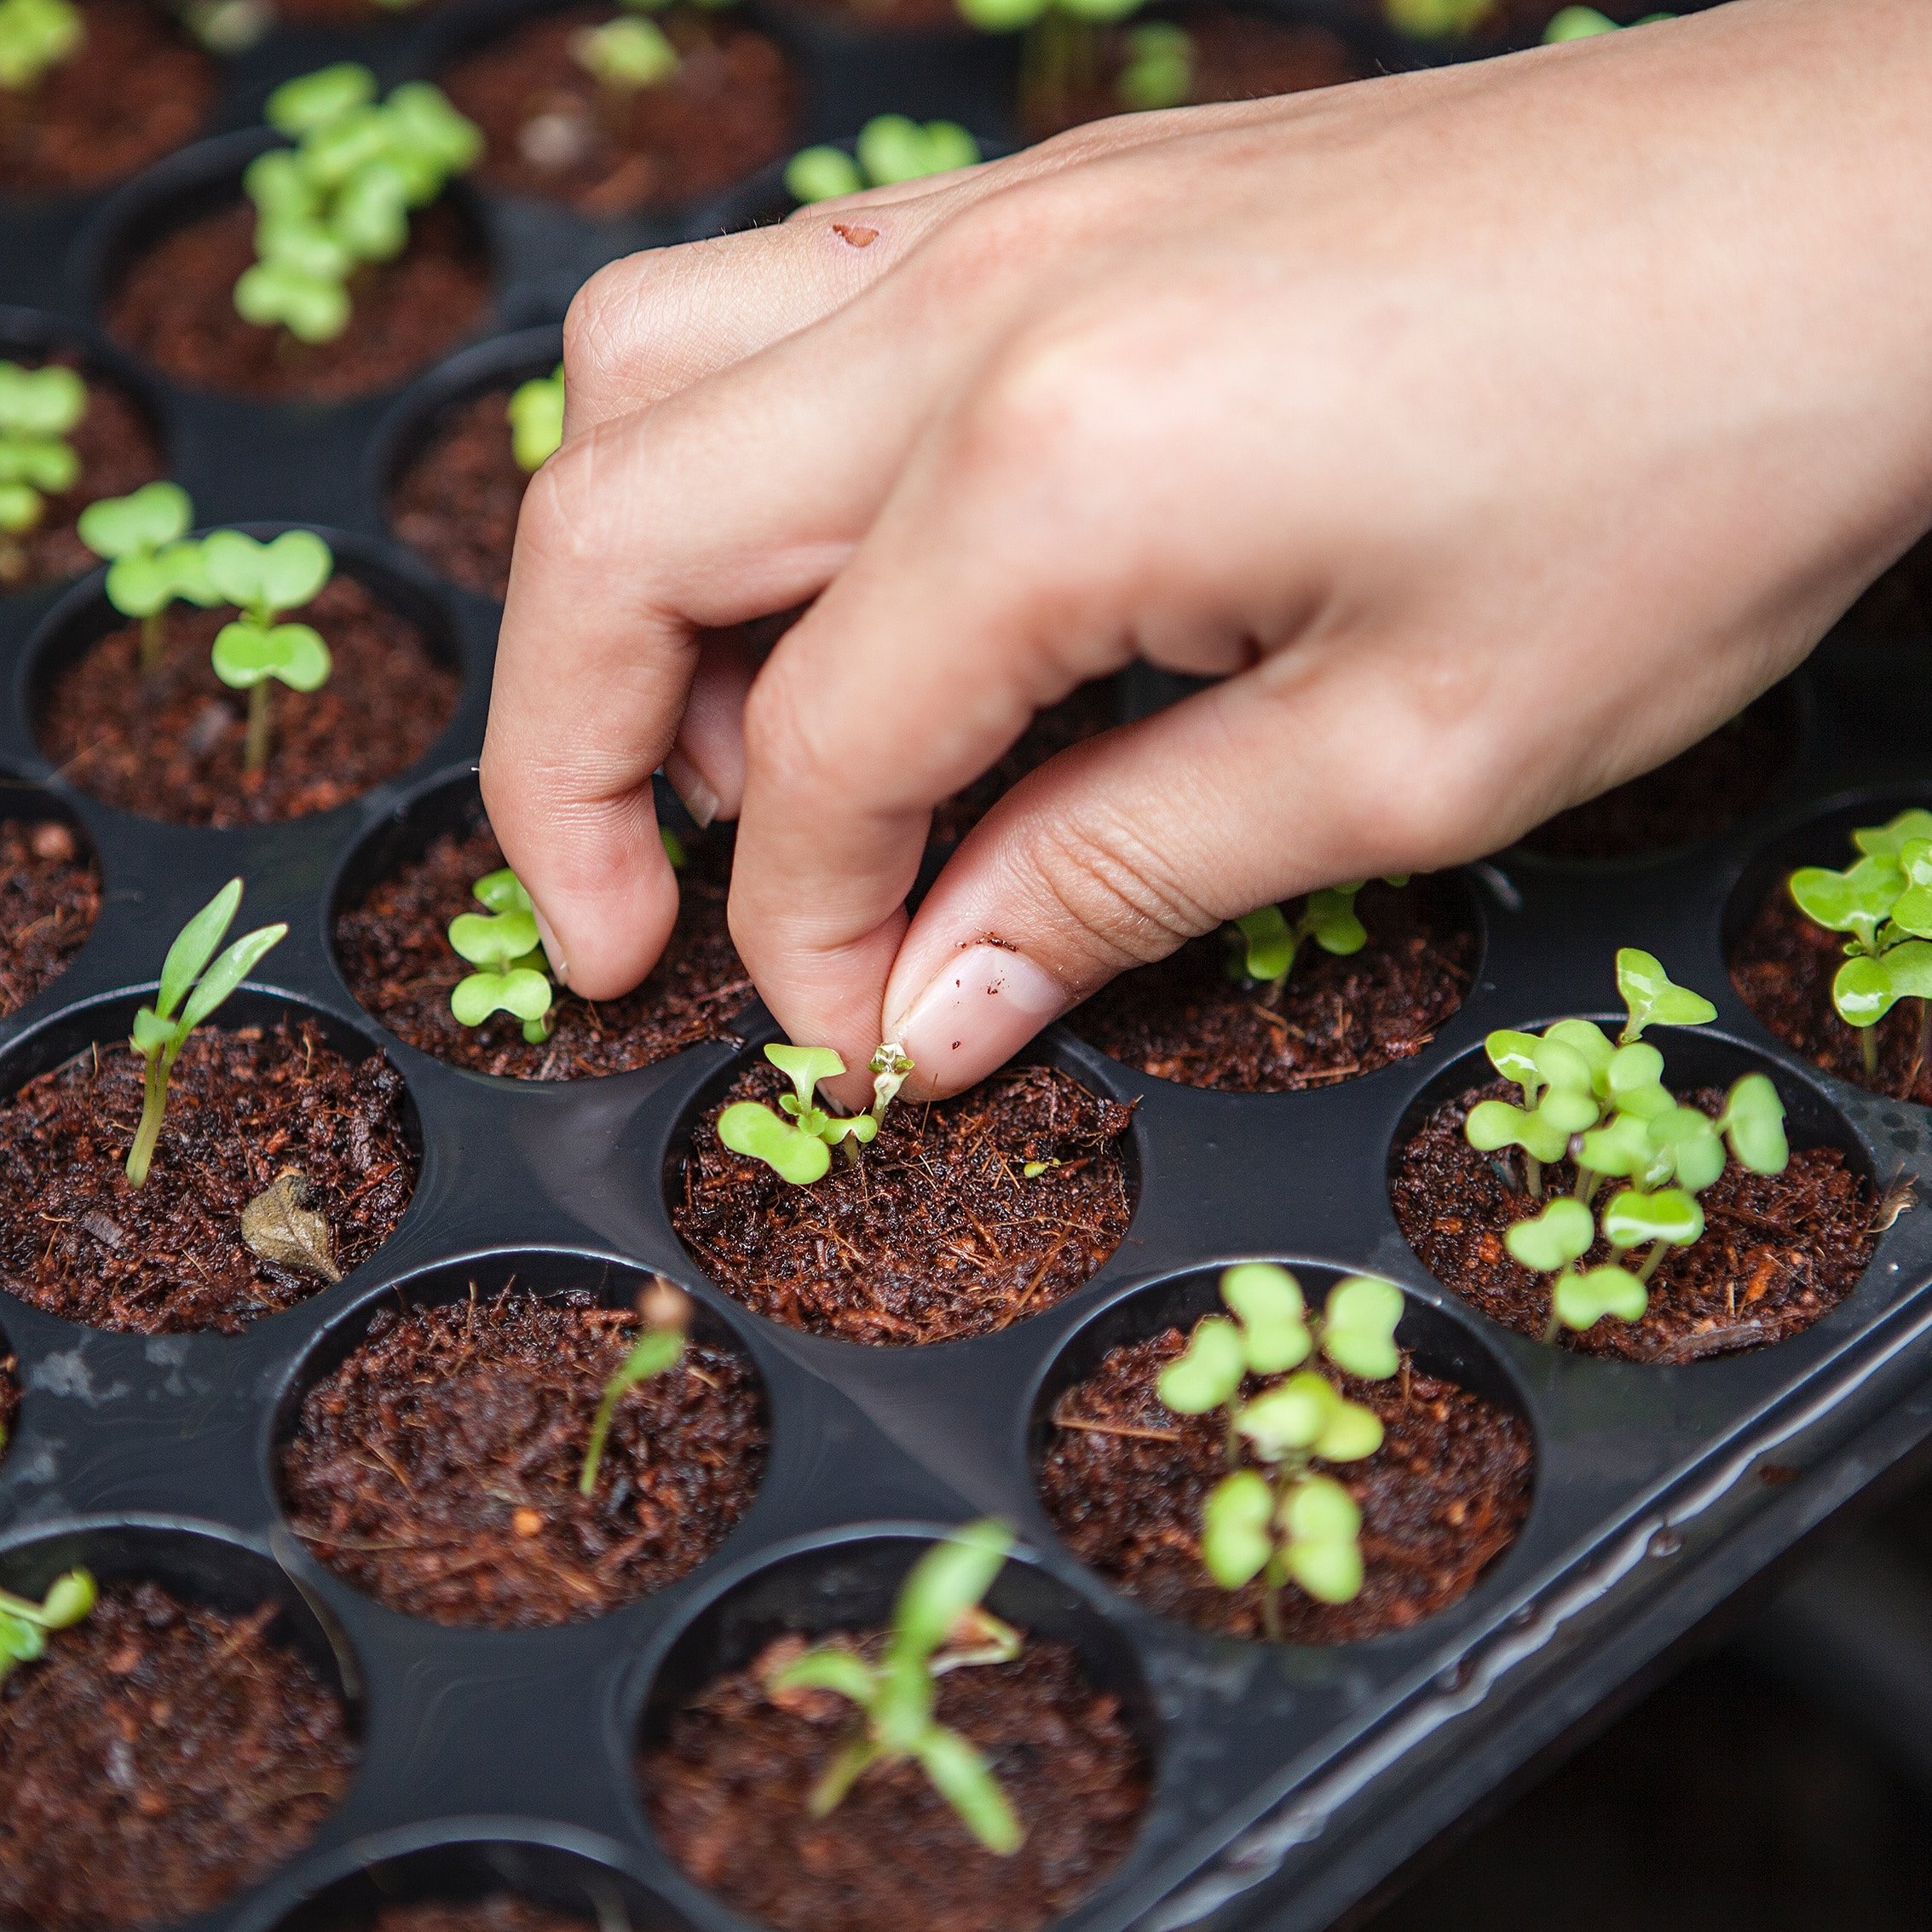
[
  {"x1": 675, "y1": 1059, "x2": 1136, "y2": 1341},
  {"x1": 0, "y1": 0, "x2": 214, "y2": 198},
  {"x1": 0, "y1": 816, "x2": 98, "y2": 1016},
  {"x1": 1041, "y1": 1330, "x2": 1531, "y2": 1641},
  {"x1": 927, "y1": 681, "x2": 1116, "y2": 853},
  {"x1": 40, "y1": 573, "x2": 458, "y2": 826},
  {"x1": 1731, "y1": 872, "x2": 1932, "y2": 1105},
  {"x1": 1071, "y1": 876, "x2": 1475, "y2": 1093},
  {"x1": 389, "y1": 383, "x2": 529, "y2": 599},
  {"x1": 0, "y1": 350, "x2": 164, "y2": 594},
  {"x1": 337, "y1": 816, "x2": 749, "y2": 1077},
  {"x1": 0, "y1": 1018, "x2": 417, "y2": 1334},
  {"x1": 107, "y1": 200, "x2": 488, "y2": 401},
  {"x1": 370, "y1": 1906, "x2": 590, "y2": 1932},
  {"x1": 282, "y1": 1287, "x2": 766, "y2": 1628},
  {"x1": 444, "y1": 5, "x2": 797, "y2": 215},
  {"x1": 1520, "y1": 692, "x2": 1793, "y2": 862},
  {"x1": 645, "y1": 1630, "x2": 1147, "y2": 1932},
  {"x1": 1392, "y1": 1080, "x2": 1877, "y2": 1362},
  {"x1": 1024, "y1": 9, "x2": 1362, "y2": 139},
  {"x1": 0, "y1": 1580, "x2": 355, "y2": 1932}
]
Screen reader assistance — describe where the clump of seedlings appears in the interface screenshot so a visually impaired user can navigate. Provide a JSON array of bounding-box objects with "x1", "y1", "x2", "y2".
[
  {"x1": 579, "y1": 1278, "x2": 689, "y2": 1494},
  {"x1": 203, "y1": 528, "x2": 335, "y2": 774},
  {"x1": 236, "y1": 63, "x2": 482, "y2": 346},
  {"x1": 1787, "y1": 809, "x2": 1932, "y2": 1081},
  {"x1": 447, "y1": 866, "x2": 556, "y2": 1043},
  {"x1": 718, "y1": 1041, "x2": 912, "y2": 1184},
  {"x1": 785, "y1": 116, "x2": 979, "y2": 203},
  {"x1": 0, "y1": 1567, "x2": 95, "y2": 1683},
  {"x1": 77, "y1": 481, "x2": 217, "y2": 672},
  {"x1": 764, "y1": 1520, "x2": 1025, "y2": 1854},
  {"x1": 1157, "y1": 1264, "x2": 1402, "y2": 1639},
  {"x1": 0, "y1": 0, "x2": 81, "y2": 93},
  {"x1": 126, "y1": 877, "x2": 287, "y2": 1187},
  {"x1": 0, "y1": 360, "x2": 85, "y2": 585},
  {"x1": 507, "y1": 364, "x2": 565, "y2": 472},
  {"x1": 1466, "y1": 948, "x2": 1789, "y2": 1342},
  {"x1": 1226, "y1": 877, "x2": 1405, "y2": 1006}
]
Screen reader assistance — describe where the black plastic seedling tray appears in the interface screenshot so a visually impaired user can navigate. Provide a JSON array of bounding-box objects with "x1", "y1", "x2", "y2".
[{"x1": 6, "y1": 5, "x2": 1932, "y2": 1930}]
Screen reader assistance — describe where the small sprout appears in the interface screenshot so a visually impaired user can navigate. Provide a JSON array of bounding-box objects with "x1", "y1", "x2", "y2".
[
  {"x1": 1226, "y1": 879, "x2": 1406, "y2": 1005},
  {"x1": 448, "y1": 867, "x2": 556, "y2": 1044},
  {"x1": 718, "y1": 1041, "x2": 901, "y2": 1185},
  {"x1": 1600, "y1": 1185, "x2": 1703, "y2": 1284},
  {"x1": 508, "y1": 364, "x2": 565, "y2": 474},
  {"x1": 765, "y1": 1520, "x2": 1024, "y2": 1855},
  {"x1": 1550, "y1": 1264, "x2": 1647, "y2": 1334},
  {"x1": 1717, "y1": 1071, "x2": 1789, "y2": 1175},
  {"x1": 202, "y1": 529, "x2": 334, "y2": 776},
  {"x1": 1115, "y1": 20, "x2": 1192, "y2": 110},
  {"x1": 1381, "y1": 0, "x2": 1494, "y2": 35},
  {"x1": 787, "y1": 117, "x2": 981, "y2": 204},
  {"x1": 78, "y1": 482, "x2": 221, "y2": 671},
  {"x1": 660, "y1": 824, "x2": 687, "y2": 869},
  {"x1": 0, "y1": 0, "x2": 81, "y2": 90},
  {"x1": 580, "y1": 1279, "x2": 689, "y2": 1495},
  {"x1": 240, "y1": 1168, "x2": 341, "y2": 1281},
  {"x1": 1543, "y1": 5, "x2": 1674, "y2": 39},
  {"x1": 1021, "y1": 1157, "x2": 1058, "y2": 1179},
  {"x1": 127, "y1": 879, "x2": 287, "y2": 1188},
  {"x1": 1504, "y1": 1196, "x2": 1594, "y2": 1276},
  {"x1": 0, "y1": 360, "x2": 85, "y2": 582},
  {"x1": 1614, "y1": 947, "x2": 1716, "y2": 1043},
  {"x1": 570, "y1": 14, "x2": 680, "y2": 113},
  {"x1": 0, "y1": 1567, "x2": 96, "y2": 1685},
  {"x1": 868, "y1": 1040, "x2": 914, "y2": 1116}
]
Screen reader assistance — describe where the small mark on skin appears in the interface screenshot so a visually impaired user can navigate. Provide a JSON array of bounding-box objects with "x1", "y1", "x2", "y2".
[{"x1": 831, "y1": 222, "x2": 878, "y2": 248}]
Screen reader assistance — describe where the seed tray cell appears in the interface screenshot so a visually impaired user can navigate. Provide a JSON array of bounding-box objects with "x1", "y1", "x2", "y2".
[{"x1": 5, "y1": 8, "x2": 1932, "y2": 1931}]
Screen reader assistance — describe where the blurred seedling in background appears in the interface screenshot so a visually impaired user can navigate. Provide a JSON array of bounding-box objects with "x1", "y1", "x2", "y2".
[
  {"x1": 1226, "y1": 878, "x2": 1406, "y2": 1007},
  {"x1": 0, "y1": 360, "x2": 84, "y2": 585},
  {"x1": 580, "y1": 1278, "x2": 689, "y2": 1495},
  {"x1": 127, "y1": 878, "x2": 287, "y2": 1188},
  {"x1": 448, "y1": 867, "x2": 556, "y2": 1044},
  {"x1": 1543, "y1": 6, "x2": 1674, "y2": 39},
  {"x1": 0, "y1": 0, "x2": 82, "y2": 93},
  {"x1": 764, "y1": 1519, "x2": 1025, "y2": 1854},
  {"x1": 508, "y1": 365, "x2": 565, "y2": 473},
  {"x1": 570, "y1": 0, "x2": 682, "y2": 134},
  {"x1": 1788, "y1": 809, "x2": 1932, "y2": 1081},
  {"x1": 785, "y1": 116, "x2": 980, "y2": 203},
  {"x1": 1468, "y1": 949, "x2": 1789, "y2": 1342},
  {"x1": 78, "y1": 482, "x2": 220, "y2": 672},
  {"x1": 1113, "y1": 20, "x2": 1191, "y2": 108},
  {"x1": 0, "y1": 1569, "x2": 95, "y2": 1686},
  {"x1": 202, "y1": 528, "x2": 334, "y2": 776},
  {"x1": 1158, "y1": 1263, "x2": 1402, "y2": 1639},
  {"x1": 956, "y1": 0, "x2": 1167, "y2": 133},
  {"x1": 1382, "y1": 0, "x2": 1492, "y2": 37},
  {"x1": 236, "y1": 64, "x2": 482, "y2": 346},
  {"x1": 718, "y1": 1040, "x2": 911, "y2": 1185}
]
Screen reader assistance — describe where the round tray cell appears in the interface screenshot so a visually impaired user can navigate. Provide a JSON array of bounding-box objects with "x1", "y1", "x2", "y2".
[
  {"x1": 666, "y1": 1031, "x2": 1144, "y2": 1345},
  {"x1": 1388, "y1": 1024, "x2": 1881, "y2": 1364},
  {"x1": 274, "y1": 1249, "x2": 768, "y2": 1629},
  {"x1": 331, "y1": 771, "x2": 752, "y2": 1081},
  {"x1": 637, "y1": 1530, "x2": 1156, "y2": 1932},
  {"x1": 0, "y1": 987, "x2": 421, "y2": 1335},
  {"x1": 28, "y1": 524, "x2": 464, "y2": 828},
  {"x1": 378, "y1": 327, "x2": 563, "y2": 603},
  {"x1": 0, "y1": 309, "x2": 170, "y2": 600},
  {"x1": 1068, "y1": 869, "x2": 1484, "y2": 1096},
  {"x1": 0, "y1": 782, "x2": 99, "y2": 1019},
  {"x1": 1031, "y1": 1262, "x2": 1536, "y2": 1646},
  {"x1": 1727, "y1": 789, "x2": 1932, "y2": 1108},
  {"x1": 0, "y1": 1520, "x2": 360, "y2": 1932},
  {"x1": 89, "y1": 130, "x2": 494, "y2": 405}
]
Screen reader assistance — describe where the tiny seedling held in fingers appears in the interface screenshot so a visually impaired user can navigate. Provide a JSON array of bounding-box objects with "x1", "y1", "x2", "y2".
[
  {"x1": 580, "y1": 1278, "x2": 689, "y2": 1495},
  {"x1": 718, "y1": 1041, "x2": 909, "y2": 1185},
  {"x1": 127, "y1": 879, "x2": 287, "y2": 1188},
  {"x1": 764, "y1": 1519, "x2": 1025, "y2": 1854},
  {"x1": 447, "y1": 867, "x2": 557, "y2": 1044},
  {"x1": 507, "y1": 365, "x2": 565, "y2": 473},
  {"x1": 0, "y1": 359, "x2": 85, "y2": 584},
  {"x1": 202, "y1": 528, "x2": 334, "y2": 776},
  {"x1": 0, "y1": 1567, "x2": 95, "y2": 1685},
  {"x1": 785, "y1": 116, "x2": 980, "y2": 204},
  {"x1": 77, "y1": 482, "x2": 220, "y2": 672},
  {"x1": 1226, "y1": 878, "x2": 1407, "y2": 1007},
  {"x1": 0, "y1": 0, "x2": 82, "y2": 94}
]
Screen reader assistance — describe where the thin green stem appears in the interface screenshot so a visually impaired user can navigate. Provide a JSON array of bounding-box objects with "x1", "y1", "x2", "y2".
[
  {"x1": 1524, "y1": 1152, "x2": 1543, "y2": 1199},
  {"x1": 244, "y1": 680, "x2": 273, "y2": 776},
  {"x1": 140, "y1": 611, "x2": 165, "y2": 674},
  {"x1": 1862, "y1": 1024, "x2": 1880, "y2": 1080},
  {"x1": 125, "y1": 1049, "x2": 173, "y2": 1188},
  {"x1": 1636, "y1": 1238, "x2": 1669, "y2": 1286}
]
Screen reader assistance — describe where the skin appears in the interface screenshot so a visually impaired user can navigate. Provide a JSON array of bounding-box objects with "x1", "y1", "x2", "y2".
[{"x1": 483, "y1": 0, "x2": 1932, "y2": 1104}]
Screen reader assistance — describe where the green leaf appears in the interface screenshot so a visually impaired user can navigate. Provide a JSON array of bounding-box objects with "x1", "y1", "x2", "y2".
[
  {"x1": 1789, "y1": 856, "x2": 1900, "y2": 954},
  {"x1": 767, "y1": 1641, "x2": 876, "y2": 1706},
  {"x1": 1312, "y1": 1393, "x2": 1385, "y2": 1463},
  {"x1": 243, "y1": 146, "x2": 317, "y2": 220},
  {"x1": 1117, "y1": 21, "x2": 1193, "y2": 110},
  {"x1": 0, "y1": 435, "x2": 77, "y2": 491},
  {"x1": 892, "y1": 1520, "x2": 1012, "y2": 1667},
  {"x1": 1551, "y1": 1264, "x2": 1647, "y2": 1332},
  {"x1": 1201, "y1": 1469, "x2": 1273, "y2": 1588},
  {"x1": 450, "y1": 965, "x2": 554, "y2": 1029},
  {"x1": 718, "y1": 1100, "x2": 832, "y2": 1185},
  {"x1": 382, "y1": 81, "x2": 483, "y2": 176},
  {"x1": 255, "y1": 211, "x2": 355, "y2": 281},
  {"x1": 1601, "y1": 1185, "x2": 1704, "y2": 1249},
  {"x1": 1465, "y1": 1098, "x2": 1569, "y2": 1164},
  {"x1": 178, "y1": 922, "x2": 288, "y2": 1032},
  {"x1": 1852, "y1": 809, "x2": 1932, "y2": 863},
  {"x1": 1303, "y1": 884, "x2": 1368, "y2": 956},
  {"x1": 37, "y1": 1569, "x2": 95, "y2": 1630},
  {"x1": 1544, "y1": 1018, "x2": 1616, "y2": 1095},
  {"x1": 1218, "y1": 1261, "x2": 1310, "y2": 1375},
  {"x1": 156, "y1": 878, "x2": 241, "y2": 1020},
  {"x1": 1485, "y1": 1029, "x2": 1543, "y2": 1093},
  {"x1": 1718, "y1": 1073, "x2": 1789, "y2": 1176},
  {"x1": 821, "y1": 1110, "x2": 879, "y2": 1146},
  {"x1": 472, "y1": 867, "x2": 533, "y2": 913},
  {"x1": 448, "y1": 906, "x2": 540, "y2": 967},
  {"x1": 1156, "y1": 1314, "x2": 1246, "y2": 1413},
  {"x1": 1649, "y1": 1104, "x2": 1726, "y2": 1193},
  {"x1": 1833, "y1": 941, "x2": 1932, "y2": 1029},
  {"x1": 78, "y1": 480, "x2": 192, "y2": 561},
  {"x1": 1504, "y1": 1196, "x2": 1595, "y2": 1273},
  {"x1": 332, "y1": 160, "x2": 412, "y2": 262},
  {"x1": 211, "y1": 619, "x2": 332, "y2": 692},
  {"x1": 571, "y1": 14, "x2": 679, "y2": 86},
  {"x1": 0, "y1": 0, "x2": 82, "y2": 88},
  {"x1": 259, "y1": 529, "x2": 332, "y2": 610},
  {"x1": 912, "y1": 1726, "x2": 1024, "y2": 1855},
  {"x1": 234, "y1": 260, "x2": 351, "y2": 343},
  {"x1": 0, "y1": 360, "x2": 84, "y2": 437},
  {"x1": 161, "y1": 539, "x2": 222, "y2": 607},
  {"x1": 265, "y1": 61, "x2": 376, "y2": 136},
  {"x1": 953, "y1": 0, "x2": 1048, "y2": 27},
  {"x1": 1277, "y1": 1474, "x2": 1364, "y2": 1604},
  {"x1": 130, "y1": 1005, "x2": 176, "y2": 1057},
  {"x1": 1231, "y1": 904, "x2": 1295, "y2": 983},
  {"x1": 764, "y1": 1041, "x2": 845, "y2": 1115},
  {"x1": 1576, "y1": 1109, "x2": 1658, "y2": 1181},
  {"x1": 0, "y1": 481, "x2": 41, "y2": 533},
  {"x1": 1235, "y1": 1374, "x2": 1335, "y2": 1462},
  {"x1": 103, "y1": 551, "x2": 180, "y2": 619},
  {"x1": 1319, "y1": 1274, "x2": 1404, "y2": 1381},
  {"x1": 1543, "y1": 3, "x2": 1616, "y2": 35},
  {"x1": 1616, "y1": 948, "x2": 1716, "y2": 1043},
  {"x1": 507, "y1": 366, "x2": 565, "y2": 473}
]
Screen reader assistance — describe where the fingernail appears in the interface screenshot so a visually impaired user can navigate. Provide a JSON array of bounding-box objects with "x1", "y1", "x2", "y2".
[
  {"x1": 891, "y1": 944, "x2": 1068, "y2": 1095},
  {"x1": 533, "y1": 907, "x2": 570, "y2": 990},
  {"x1": 664, "y1": 750, "x2": 720, "y2": 829}
]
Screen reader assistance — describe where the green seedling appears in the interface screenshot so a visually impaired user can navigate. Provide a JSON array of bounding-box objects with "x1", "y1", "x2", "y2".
[
  {"x1": 0, "y1": 0, "x2": 82, "y2": 91},
  {"x1": 580, "y1": 1279, "x2": 689, "y2": 1495},
  {"x1": 956, "y1": 0, "x2": 1156, "y2": 134},
  {"x1": 1543, "y1": 6, "x2": 1674, "y2": 39},
  {"x1": 1114, "y1": 20, "x2": 1191, "y2": 109},
  {"x1": 765, "y1": 1520, "x2": 1025, "y2": 1854},
  {"x1": 0, "y1": 1568, "x2": 95, "y2": 1686},
  {"x1": 448, "y1": 867, "x2": 556, "y2": 1044},
  {"x1": 1226, "y1": 878, "x2": 1408, "y2": 1006},
  {"x1": 236, "y1": 66, "x2": 481, "y2": 346},
  {"x1": 570, "y1": 12, "x2": 679, "y2": 128},
  {"x1": 127, "y1": 879, "x2": 287, "y2": 1187},
  {"x1": 785, "y1": 116, "x2": 980, "y2": 205},
  {"x1": 0, "y1": 359, "x2": 85, "y2": 583},
  {"x1": 1383, "y1": 0, "x2": 1493, "y2": 37},
  {"x1": 508, "y1": 365, "x2": 565, "y2": 473},
  {"x1": 77, "y1": 482, "x2": 221, "y2": 671},
  {"x1": 201, "y1": 528, "x2": 333, "y2": 776},
  {"x1": 717, "y1": 1041, "x2": 906, "y2": 1185},
  {"x1": 1789, "y1": 809, "x2": 1932, "y2": 1080}
]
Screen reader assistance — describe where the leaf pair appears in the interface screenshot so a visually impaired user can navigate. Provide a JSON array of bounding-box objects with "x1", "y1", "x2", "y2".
[
  {"x1": 0, "y1": 360, "x2": 86, "y2": 537},
  {"x1": 1202, "y1": 1469, "x2": 1363, "y2": 1605},
  {"x1": 78, "y1": 482, "x2": 222, "y2": 621},
  {"x1": 447, "y1": 867, "x2": 556, "y2": 1044},
  {"x1": 571, "y1": 14, "x2": 679, "y2": 89},
  {"x1": 0, "y1": 1569, "x2": 95, "y2": 1686},
  {"x1": 787, "y1": 117, "x2": 981, "y2": 205},
  {"x1": 717, "y1": 1041, "x2": 893, "y2": 1186},
  {"x1": 579, "y1": 1289, "x2": 688, "y2": 1495},
  {"x1": 201, "y1": 530, "x2": 336, "y2": 704},
  {"x1": 957, "y1": 0, "x2": 1146, "y2": 32},
  {"x1": 1228, "y1": 883, "x2": 1376, "y2": 989},
  {"x1": 507, "y1": 366, "x2": 565, "y2": 474},
  {"x1": 1791, "y1": 812, "x2": 1932, "y2": 1029}
]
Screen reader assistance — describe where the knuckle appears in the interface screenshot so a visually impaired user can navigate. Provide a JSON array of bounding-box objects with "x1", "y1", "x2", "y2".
[
  {"x1": 514, "y1": 427, "x2": 616, "y2": 573},
  {"x1": 740, "y1": 658, "x2": 823, "y2": 800}
]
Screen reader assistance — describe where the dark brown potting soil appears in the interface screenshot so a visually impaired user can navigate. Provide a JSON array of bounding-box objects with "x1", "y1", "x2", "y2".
[
  {"x1": 335, "y1": 816, "x2": 750, "y2": 1078},
  {"x1": 0, "y1": 1018, "x2": 417, "y2": 1335},
  {"x1": 38, "y1": 573, "x2": 458, "y2": 826},
  {"x1": 0, "y1": 350, "x2": 164, "y2": 595},
  {"x1": 644, "y1": 1630, "x2": 1147, "y2": 1932},
  {"x1": 673, "y1": 1059, "x2": 1136, "y2": 1342},
  {"x1": 443, "y1": 5, "x2": 798, "y2": 215},
  {"x1": 0, "y1": 0, "x2": 215, "y2": 199},
  {"x1": 1519, "y1": 692, "x2": 1793, "y2": 862},
  {"x1": 0, "y1": 816, "x2": 98, "y2": 1016},
  {"x1": 0, "y1": 1580, "x2": 355, "y2": 1932},
  {"x1": 106, "y1": 199, "x2": 488, "y2": 402},
  {"x1": 1070, "y1": 877, "x2": 1476, "y2": 1093},
  {"x1": 1730, "y1": 872, "x2": 1932, "y2": 1105},
  {"x1": 371, "y1": 1906, "x2": 590, "y2": 1932},
  {"x1": 1024, "y1": 9, "x2": 1363, "y2": 140},
  {"x1": 1391, "y1": 1080, "x2": 1877, "y2": 1362},
  {"x1": 1041, "y1": 1330, "x2": 1531, "y2": 1641},
  {"x1": 388, "y1": 384, "x2": 528, "y2": 600},
  {"x1": 281, "y1": 1287, "x2": 766, "y2": 1628},
  {"x1": 926, "y1": 682, "x2": 1116, "y2": 853}
]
